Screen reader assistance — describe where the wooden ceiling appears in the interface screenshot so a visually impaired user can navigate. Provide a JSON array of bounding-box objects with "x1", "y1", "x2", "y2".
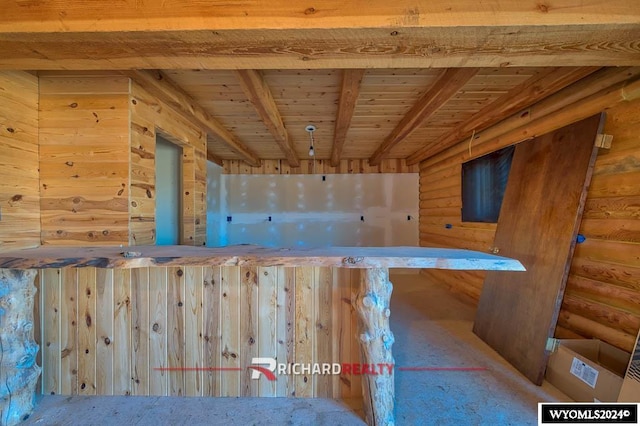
[
  {"x1": 3, "y1": 1, "x2": 639, "y2": 166},
  {"x1": 157, "y1": 67, "x2": 596, "y2": 165}
]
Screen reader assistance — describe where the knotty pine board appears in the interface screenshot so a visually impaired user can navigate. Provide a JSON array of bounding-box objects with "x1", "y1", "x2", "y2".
[
  {"x1": 36, "y1": 266, "x2": 363, "y2": 398},
  {"x1": 0, "y1": 71, "x2": 40, "y2": 252}
]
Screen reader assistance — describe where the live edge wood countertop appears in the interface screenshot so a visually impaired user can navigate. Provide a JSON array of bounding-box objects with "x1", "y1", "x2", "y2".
[{"x1": 0, "y1": 245, "x2": 525, "y2": 271}]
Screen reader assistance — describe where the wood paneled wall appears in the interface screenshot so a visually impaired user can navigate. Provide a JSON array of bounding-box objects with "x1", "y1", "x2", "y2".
[
  {"x1": 39, "y1": 74, "x2": 131, "y2": 246},
  {"x1": 223, "y1": 158, "x2": 418, "y2": 175},
  {"x1": 130, "y1": 82, "x2": 207, "y2": 246},
  {"x1": 0, "y1": 71, "x2": 40, "y2": 252},
  {"x1": 37, "y1": 74, "x2": 207, "y2": 247},
  {"x1": 419, "y1": 98, "x2": 640, "y2": 354},
  {"x1": 36, "y1": 266, "x2": 362, "y2": 398}
]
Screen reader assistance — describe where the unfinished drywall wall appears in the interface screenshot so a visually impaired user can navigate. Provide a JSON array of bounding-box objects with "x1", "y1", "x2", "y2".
[
  {"x1": 222, "y1": 158, "x2": 419, "y2": 174},
  {"x1": 0, "y1": 71, "x2": 40, "y2": 252},
  {"x1": 207, "y1": 172, "x2": 418, "y2": 248},
  {"x1": 419, "y1": 97, "x2": 640, "y2": 354}
]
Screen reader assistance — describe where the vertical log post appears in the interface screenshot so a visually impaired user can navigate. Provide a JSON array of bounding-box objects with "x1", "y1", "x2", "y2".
[
  {"x1": 0, "y1": 269, "x2": 41, "y2": 425},
  {"x1": 356, "y1": 268, "x2": 395, "y2": 426}
]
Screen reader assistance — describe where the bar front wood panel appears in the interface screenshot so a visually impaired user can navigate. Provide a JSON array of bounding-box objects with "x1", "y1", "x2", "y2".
[
  {"x1": 0, "y1": 71, "x2": 40, "y2": 252},
  {"x1": 419, "y1": 97, "x2": 640, "y2": 354},
  {"x1": 36, "y1": 266, "x2": 362, "y2": 399}
]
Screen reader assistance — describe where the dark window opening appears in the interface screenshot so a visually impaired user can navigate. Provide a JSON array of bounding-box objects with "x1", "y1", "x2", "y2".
[{"x1": 462, "y1": 146, "x2": 515, "y2": 223}]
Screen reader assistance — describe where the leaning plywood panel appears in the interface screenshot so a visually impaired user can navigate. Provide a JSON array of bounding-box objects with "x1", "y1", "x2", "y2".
[{"x1": 473, "y1": 114, "x2": 602, "y2": 384}]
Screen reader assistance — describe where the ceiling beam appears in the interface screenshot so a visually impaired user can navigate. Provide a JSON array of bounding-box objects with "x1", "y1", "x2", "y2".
[
  {"x1": 331, "y1": 69, "x2": 365, "y2": 167},
  {"x1": 406, "y1": 66, "x2": 601, "y2": 165},
  {"x1": 206, "y1": 150, "x2": 224, "y2": 167},
  {"x1": 235, "y1": 69, "x2": 300, "y2": 167},
  {"x1": 368, "y1": 68, "x2": 478, "y2": 165},
  {"x1": 127, "y1": 70, "x2": 262, "y2": 167},
  {"x1": 1, "y1": 2, "x2": 639, "y2": 69}
]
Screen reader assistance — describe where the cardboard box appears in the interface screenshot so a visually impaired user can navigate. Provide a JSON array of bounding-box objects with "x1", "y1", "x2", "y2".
[{"x1": 545, "y1": 339, "x2": 630, "y2": 402}]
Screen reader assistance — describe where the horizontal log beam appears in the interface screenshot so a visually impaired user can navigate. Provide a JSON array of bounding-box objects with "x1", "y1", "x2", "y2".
[
  {"x1": 0, "y1": 2, "x2": 639, "y2": 69},
  {"x1": 420, "y1": 67, "x2": 640, "y2": 173},
  {"x1": 331, "y1": 69, "x2": 365, "y2": 167},
  {"x1": 369, "y1": 68, "x2": 477, "y2": 165},
  {"x1": 406, "y1": 67, "x2": 600, "y2": 164},
  {"x1": 127, "y1": 70, "x2": 262, "y2": 167},
  {"x1": 235, "y1": 69, "x2": 300, "y2": 166}
]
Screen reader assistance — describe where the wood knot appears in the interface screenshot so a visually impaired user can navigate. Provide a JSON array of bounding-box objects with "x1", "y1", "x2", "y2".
[
  {"x1": 177, "y1": 269, "x2": 183, "y2": 277},
  {"x1": 248, "y1": 337, "x2": 255, "y2": 345},
  {"x1": 6, "y1": 127, "x2": 14, "y2": 133},
  {"x1": 343, "y1": 256, "x2": 364, "y2": 265},
  {"x1": 177, "y1": 301, "x2": 183, "y2": 307},
  {"x1": 152, "y1": 323, "x2": 159, "y2": 332},
  {"x1": 537, "y1": 3, "x2": 550, "y2": 13},
  {"x1": 104, "y1": 337, "x2": 111, "y2": 345},
  {"x1": 131, "y1": 99, "x2": 137, "y2": 105},
  {"x1": 390, "y1": 31, "x2": 399, "y2": 36},
  {"x1": 11, "y1": 194, "x2": 22, "y2": 202},
  {"x1": 69, "y1": 102, "x2": 78, "y2": 108},
  {"x1": 304, "y1": 7, "x2": 316, "y2": 14},
  {"x1": 85, "y1": 314, "x2": 92, "y2": 327}
]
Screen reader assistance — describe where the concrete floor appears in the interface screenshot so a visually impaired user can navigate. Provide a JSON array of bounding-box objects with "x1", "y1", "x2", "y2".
[{"x1": 25, "y1": 272, "x2": 568, "y2": 426}]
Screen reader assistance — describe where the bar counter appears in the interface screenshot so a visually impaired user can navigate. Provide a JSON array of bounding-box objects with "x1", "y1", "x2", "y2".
[{"x1": 0, "y1": 245, "x2": 524, "y2": 426}]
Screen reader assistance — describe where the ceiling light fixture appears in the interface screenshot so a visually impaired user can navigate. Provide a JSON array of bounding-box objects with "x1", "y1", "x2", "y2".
[{"x1": 305, "y1": 124, "x2": 316, "y2": 157}]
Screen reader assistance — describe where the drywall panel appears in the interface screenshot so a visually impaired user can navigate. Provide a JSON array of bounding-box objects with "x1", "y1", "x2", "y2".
[{"x1": 207, "y1": 173, "x2": 418, "y2": 248}]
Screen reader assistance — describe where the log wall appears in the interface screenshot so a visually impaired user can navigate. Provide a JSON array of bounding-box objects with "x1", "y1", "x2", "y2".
[
  {"x1": 36, "y1": 266, "x2": 362, "y2": 398},
  {"x1": 419, "y1": 98, "x2": 640, "y2": 353},
  {"x1": 0, "y1": 71, "x2": 40, "y2": 252}
]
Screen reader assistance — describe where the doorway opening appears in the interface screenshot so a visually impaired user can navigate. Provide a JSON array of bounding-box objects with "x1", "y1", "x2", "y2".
[{"x1": 155, "y1": 135, "x2": 183, "y2": 245}]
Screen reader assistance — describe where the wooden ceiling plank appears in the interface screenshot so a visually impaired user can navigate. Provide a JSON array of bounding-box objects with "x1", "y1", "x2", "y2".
[
  {"x1": 368, "y1": 68, "x2": 478, "y2": 165},
  {"x1": 235, "y1": 69, "x2": 300, "y2": 167},
  {"x1": 406, "y1": 66, "x2": 601, "y2": 164},
  {"x1": 127, "y1": 70, "x2": 261, "y2": 167},
  {"x1": 330, "y1": 69, "x2": 365, "y2": 167}
]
